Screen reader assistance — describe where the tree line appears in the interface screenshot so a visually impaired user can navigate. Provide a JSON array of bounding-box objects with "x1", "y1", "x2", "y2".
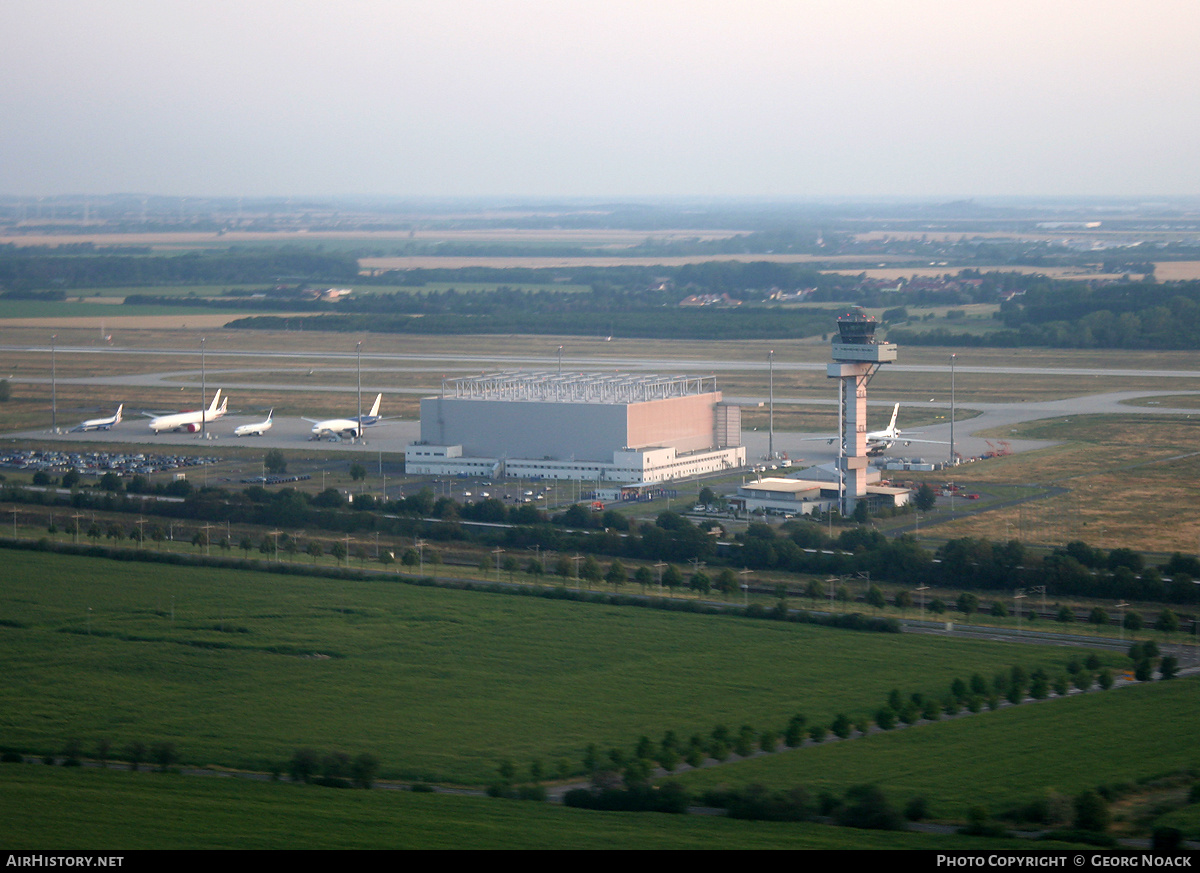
[
  {"x1": 6, "y1": 474, "x2": 1199, "y2": 608},
  {"x1": 0, "y1": 248, "x2": 359, "y2": 291}
]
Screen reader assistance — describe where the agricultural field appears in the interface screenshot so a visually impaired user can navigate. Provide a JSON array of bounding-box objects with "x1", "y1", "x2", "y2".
[
  {"x1": 0, "y1": 765, "x2": 1074, "y2": 850},
  {"x1": 673, "y1": 678, "x2": 1200, "y2": 833},
  {"x1": 0, "y1": 550, "x2": 1080, "y2": 787}
]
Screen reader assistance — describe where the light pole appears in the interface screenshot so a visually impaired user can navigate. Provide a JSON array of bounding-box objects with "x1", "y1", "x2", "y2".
[
  {"x1": 768, "y1": 349, "x2": 774, "y2": 461},
  {"x1": 739, "y1": 568, "x2": 753, "y2": 607},
  {"x1": 50, "y1": 334, "x2": 57, "y2": 432},
  {"x1": 356, "y1": 341, "x2": 362, "y2": 443},
  {"x1": 200, "y1": 337, "x2": 207, "y2": 440},
  {"x1": 557, "y1": 345, "x2": 563, "y2": 376},
  {"x1": 950, "y1": 352, "x2": 956, "y2": 465}
]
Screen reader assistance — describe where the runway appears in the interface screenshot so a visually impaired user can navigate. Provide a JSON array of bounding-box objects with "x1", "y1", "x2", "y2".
[{"x1": 5, "y1": 344, "x2": 1200, "y2": 465}]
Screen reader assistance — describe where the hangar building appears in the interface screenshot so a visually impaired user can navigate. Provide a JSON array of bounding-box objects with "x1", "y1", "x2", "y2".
[{"x1": 406, "y1": 371, "x2": 746, "y2": 483}]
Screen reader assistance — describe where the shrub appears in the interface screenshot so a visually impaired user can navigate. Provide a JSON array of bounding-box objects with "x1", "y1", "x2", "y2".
[
  {"x1": 1152, "y1": 828, "x2": 1183, "y2": 852},
  {"x1": 960, "y1": 805, "x2": 1008, "y2": 838},
  {"x1": 1074, "y1": 790, "x2": 1110, "y2": 833},
  {"x1": 875, "y1": 707, "x2": 897, "y2": 731},
  {"x1": 1160, "y1": 655, "x2": 1179, "y2": 680},
  {"x1": 725, "y1": 784, "x2": 814, "y2": 822},
  {"x1": 836, "y1": 784, "x2": 904, "y2": 831},
  {"x1": 563, "y1": 783, "x2": 689, "y2": 814},
  {"x1": 784, "y1": 714, "x2": 807, "y2": 747},
  {"x1": 905, "y1": 796, "x2": 929, "y2": 821}
]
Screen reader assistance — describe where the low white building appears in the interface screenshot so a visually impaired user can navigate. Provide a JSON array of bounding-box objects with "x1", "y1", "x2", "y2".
[{"x1": 734, "y1": 476, "x2": 911, "y2": 516}]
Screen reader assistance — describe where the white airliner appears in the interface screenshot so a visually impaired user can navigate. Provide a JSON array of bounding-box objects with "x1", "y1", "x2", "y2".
[
  {"x1": 70, "y1": 404, "x2": 123, "y2": 432},
  {"x1": 304, "y1": 393, "x2": 383, "y2": 440},
  {"x1": 234, "y1": 409, "x2": 273, "y2": 437},
  {"x1": 808, "y1": 403, "x2": 949, "y2": 456},
  {"x1": 146, "y1": 390, "x2": 227, "y2": 434}
]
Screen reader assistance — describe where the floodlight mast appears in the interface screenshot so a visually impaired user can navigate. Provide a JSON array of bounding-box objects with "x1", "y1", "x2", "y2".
[
  {"x1": 768, "y1": 350, "x2": 774, "y2": 461},
  {"x1": 827, "y1": 314, "x2": 897, "y2": 516}
]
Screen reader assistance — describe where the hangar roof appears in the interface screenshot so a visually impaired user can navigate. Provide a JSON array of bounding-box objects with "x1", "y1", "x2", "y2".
[{"x1": 441, "y1": 370, "x2": 718, "y2": 404}]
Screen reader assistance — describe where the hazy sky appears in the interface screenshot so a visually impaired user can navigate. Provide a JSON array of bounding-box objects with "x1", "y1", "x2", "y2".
[{"x1": 2, "y1": 0, "x2": 1197, "y2": 199}]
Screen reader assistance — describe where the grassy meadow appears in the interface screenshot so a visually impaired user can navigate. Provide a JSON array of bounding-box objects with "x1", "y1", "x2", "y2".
[{"x1": 0, "y1": 549, "x2": 1085, "y2": 786}]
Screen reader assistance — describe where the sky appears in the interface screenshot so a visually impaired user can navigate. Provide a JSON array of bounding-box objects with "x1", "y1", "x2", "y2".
[{"x1": 1, "y1": 0, "x2": 1198, "y2": 200}]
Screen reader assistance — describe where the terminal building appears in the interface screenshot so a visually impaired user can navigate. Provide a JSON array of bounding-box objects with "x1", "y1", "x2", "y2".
[
  {"x1": 406, "y1": 371, "x2": 746, "y2": 483},
  {"x1": 732, "y1": 473, "x2": 910, "y2": 517}
]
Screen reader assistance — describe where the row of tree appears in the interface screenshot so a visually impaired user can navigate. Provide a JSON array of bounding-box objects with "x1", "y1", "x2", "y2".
[
  {"x1": 9, "y1": 471, "x2": 1200, "y2": 608},
  {"x1": 0, "y1": 249, "x2": 359, "y2": 291}
]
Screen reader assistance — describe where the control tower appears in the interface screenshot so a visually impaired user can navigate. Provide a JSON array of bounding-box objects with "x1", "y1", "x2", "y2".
[{"x1": 827, "y1": 313, "x2": 897, "y2": 513}]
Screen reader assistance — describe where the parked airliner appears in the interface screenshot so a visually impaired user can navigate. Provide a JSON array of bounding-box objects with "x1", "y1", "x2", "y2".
[
  {"x1": 70, "y1": 404, "x2": 123, "y2": 432},
  {"x1": 234, "y1": 409, "x2": 273, "y2": 437},
  {"x1": 304, "y1": 394, "x2": 383, "y2": 440},
  {"x1": 146, "y1": 390, "x2": 227, "y2": 434},
  {"x1": 807, "y1": 403, "x2": 949, "y2": 456}
]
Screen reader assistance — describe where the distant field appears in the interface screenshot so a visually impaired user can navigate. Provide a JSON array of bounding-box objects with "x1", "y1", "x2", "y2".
[
  {"x1": 822, "y1": 265, "x2": 1134, "y2": 282},
  {"x1": 0, "y1": 549, "x2": 1077, "y2": 785},
  {"x1": 1151, "y1": 261, "x2": 1200, "y2": 281},
  {"x1": 359, "y1": 253, "x2": 909, "y2": 270},
  {"x1": 673, "y1": 677, "x2": 1200, "y2": 825},
  {"x1": 0, "y1": 228, "x2": 746, "y2": 248},
  {"x1": 379, "y1": 281, "x2": 593, "y2": 295}
]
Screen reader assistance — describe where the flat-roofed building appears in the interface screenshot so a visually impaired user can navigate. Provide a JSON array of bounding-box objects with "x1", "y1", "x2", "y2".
[
  {"x1": 734, "y1": 475, "x2": 911, "y2": 516},
  {"x1": 406, "y1": 371, "x2": 745, "y2": 483}
]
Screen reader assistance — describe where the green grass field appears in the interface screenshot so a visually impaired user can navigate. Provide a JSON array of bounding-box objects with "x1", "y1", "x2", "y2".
[
  {"x1": 0, "y1": 764, "x2": 1084, "y2": 850},
  {"x1": 0, "y1": 549, "x2": 1085, "y2": 785},
  {"x1": 673, "y1": 677, "x2": 1200, "y2": 823}
]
